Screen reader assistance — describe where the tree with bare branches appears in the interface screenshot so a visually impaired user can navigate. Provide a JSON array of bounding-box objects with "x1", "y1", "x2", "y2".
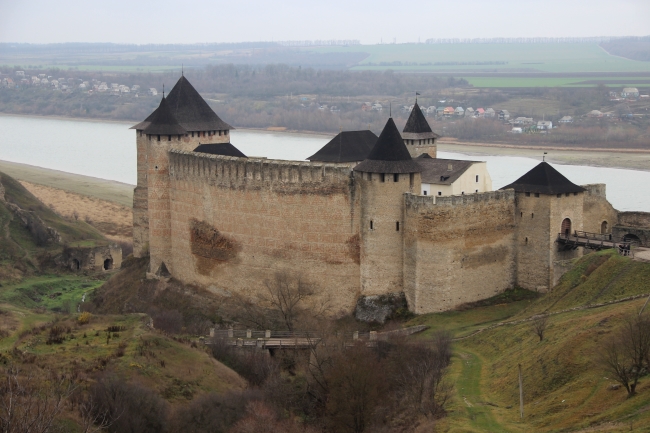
[
  {"x1": 531, "y1": 314, "x2": 549, "y2": 342},
  {"x1": 599, "y1": 314, "x2": 650, "y2": 396},
  {"x1": 261, "y1": 271, "x2": 314, "y2": 332},
  {"x1": 0, "y1": 367, "x2": 74, "y2": 433}
]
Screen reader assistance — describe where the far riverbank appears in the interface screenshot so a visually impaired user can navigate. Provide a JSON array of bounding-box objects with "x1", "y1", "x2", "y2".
[{"x1": 2, "y1": 112, "x2": 648, "y2": 172}]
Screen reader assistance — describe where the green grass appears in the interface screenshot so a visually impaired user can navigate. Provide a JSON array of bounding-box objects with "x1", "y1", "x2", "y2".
[
  {"x1": 326, "y1": 43, "x2": 650, "y2": 74},
  {"x1": 411, "y1": 250, "x2": 650, "y2": 432},
  {"x1": 0, "y1": 275, "x2": 106, "y2": 312},
  {"x1": 465, "y1": 77, "x2": 650, "y2": 88}
]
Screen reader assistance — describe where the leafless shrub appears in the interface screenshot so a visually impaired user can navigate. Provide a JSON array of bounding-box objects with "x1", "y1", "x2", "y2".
[
  {"x1": 210, "y1": 340, "x2": 278, "y2": 387},
  {"x1": 532, "y1": 314, "x2": 549, "y2": 342},
  {"x1": 0, "y1": 367, "x2": 75, "y2": 433},
  {"x1": 85, "y1": 373, "x2": 167, "y2": 433},
  {"x1": 599, "y1": 314, "x2": 650, "y2": 396},
  {"x1": 151, "y1": 309, "x2": 183, "y2": 334}
]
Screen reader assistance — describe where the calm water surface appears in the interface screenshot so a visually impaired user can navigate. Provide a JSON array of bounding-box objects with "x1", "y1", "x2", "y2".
[{"x1": 0, "y1": 115, "x2": 648, "y2": 212}]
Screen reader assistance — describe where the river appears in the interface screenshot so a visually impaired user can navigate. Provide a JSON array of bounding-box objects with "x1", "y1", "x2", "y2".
[{"x1": 0, "y1": 115, "x2": 648, "y2": 212}]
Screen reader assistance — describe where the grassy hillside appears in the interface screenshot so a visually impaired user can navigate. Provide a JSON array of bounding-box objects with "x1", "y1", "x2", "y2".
[
  {"x1": 408, "y1": 250, "x2": 650, "y2": 432},
  {"x1": 0, "y1": 171, "x2": 108, "y2": 281}
]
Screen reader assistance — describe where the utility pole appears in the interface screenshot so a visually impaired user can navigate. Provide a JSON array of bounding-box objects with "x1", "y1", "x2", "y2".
[{"x1": 518, "y1": 363, "x2": 524, "y2": 420}]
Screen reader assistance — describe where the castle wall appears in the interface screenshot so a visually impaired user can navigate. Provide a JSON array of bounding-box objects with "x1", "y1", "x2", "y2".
[
  {"x1": 164, "y1": 151, "x2": 361, "y2": 313},
  {"x1": 403, "y1": 191, "x2": 516, "y2": 313},
  {"x1": 550, "y1": 192, "x2": 585, "y2": 286},
  {"x1": 357, "y1": 171, "x2": 421, "y2": 297},
  {"x1": 582, "y1": 184, "x2": 618, "y2": 235},
  {"x1": 133, "y1": 132, "x2": 149, "y2": 257}
]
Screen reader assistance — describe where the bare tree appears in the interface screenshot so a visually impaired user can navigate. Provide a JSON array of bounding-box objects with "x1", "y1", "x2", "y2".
[
  {"x1": 0, "y1": 367, "x2": 74, "y2": 433},
  {"x1": 260, "y1": 271, "x2": 314, "y2": 332},
  {"x1": 531, "y1": 315, "x2": 549, "y2": 342},
  {"x1": 599, "y1": 314, "x2": 650, "y2": 396}
]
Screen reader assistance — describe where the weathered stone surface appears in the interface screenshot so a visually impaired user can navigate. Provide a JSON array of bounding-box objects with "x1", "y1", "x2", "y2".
[{"x1": 354, "y1": 292, "x2": 408, "y2": 324}]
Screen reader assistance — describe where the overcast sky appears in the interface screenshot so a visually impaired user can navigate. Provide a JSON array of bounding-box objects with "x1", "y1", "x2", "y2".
[{"x1": 1, "y1": 0, "x2": 649, "y2": 45}]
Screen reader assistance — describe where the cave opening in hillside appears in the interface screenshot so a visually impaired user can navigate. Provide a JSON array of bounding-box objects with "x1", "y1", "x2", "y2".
[{"x1": 103, "y1": 258, "x2": 113, "y2": 270}]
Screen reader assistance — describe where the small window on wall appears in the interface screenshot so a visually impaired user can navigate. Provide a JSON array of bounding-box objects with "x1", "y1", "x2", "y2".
[
  {"x1": 380, "y1": 174, "x2": 385, "y2": 183},
  {"x1": 424, "y1": 191, "x2": 427, "y2": 196},
  {"x1": 191, "y1": 132, "x2": 195, "y2": 137},
  {"x1": 396, "y1": 221, "x2": 400, "y2": 231},
  {"x1": 525, "y1": 192, "x2": 530, "y2": 197},
  {"x1": 225, "y1": 130, "x2": 229, "y2": 136},
  {"x1": 410, "y1": 173, "x2": 414, "y2": 187},
  {"x1": 394, "y1": 173, "x2": 399, "y2": 182},
  {"x1": 557, "y1": 194, "x2": 562, "y2": 198},
  {"x1": 370, "y1": 220, "x2": 374, "y2": 230},
  {"x1": 476, "y1": 175, "x2": 479, "y2": 182},
  {"x1": 438, "y1": 191, "x2": 442, "y2": 196},
  {"x1": 157, "y1": 135, "x2": 161, "y2": 142},
  {"x1": 168, "y1": 135, "x2": 171, "y2": 141},
  {"x1": 531, "y1": 213, "x2": 534, "y2": 218},
  {"x1": 367, "y1": 172, "x2": 372, "y2": 181},
  {"x1": 534, "y1": 193, "x2": 540, "y2": 197}
]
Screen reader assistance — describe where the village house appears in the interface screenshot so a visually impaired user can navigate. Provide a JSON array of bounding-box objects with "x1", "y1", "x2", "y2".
[
  {"x1": 513, "y1": 117, "x2": 534, "y2": 125},
  {"x1": 498, "y1": 110, "x2": 510, "y2": 120},
  {"x1": 465, "y1": 107, "x2": 474, "y2": 117},
  {"x1": 426, "y1": 106, "x2": 436, "y2": 115},
  {"x1": 588, "y1": 110, "x2": 603, "y2": 118},
  {"x1": 537, "y1": 120, "x2": 553, "y2": 131},
  {"x1": 418, "y1": 156, "x2": 492, "y2": 197},
  {"x1": 443, "y1": 106, "x2": 455, "y2": 117},
  {"x1": 475, "y1": 108, "x2": 485, "y2": 117},
  {"x1": 484, "y1": 108, "x2": 496, "y2": 118},
  {"x1": 454, "y1": 107, "x2": 465, "y2": 116},
  {"x1": 559, "y1": 116, "x2": 573, "y2": 124},
  {"x1": 621, "y1": 87, "x2": 639, "y2": 99}
]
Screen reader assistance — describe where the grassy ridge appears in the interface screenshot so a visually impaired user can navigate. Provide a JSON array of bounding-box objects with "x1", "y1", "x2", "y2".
[{"x1": 410, "y1": 251, "x2": 650, "y2": 432}]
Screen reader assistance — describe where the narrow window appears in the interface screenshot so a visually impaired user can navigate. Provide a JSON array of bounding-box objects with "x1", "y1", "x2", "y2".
[
  {"x1": 410, "y1": 173, "x2": 414, "y2": 187},
  {"x1": 367, "y1": 172, "x2": 372, "y2": 181},
  {"x1": 438, "y1": 191, "x2": 442, "y2": 196},
  {"x1": 520, "y1": 212, "x2": 523, "y2": 217},
  {"x1": 525, "y1": 237, "x2": 528, "y2": 244},
  {"x1": 225, "y1": 130, "x2": 229, "y2": 136},
  {"x1": 476, "y1": 175, "x2": 479, "y2": 182},
  {"x1": 157, "y1": 135, "x2": 160, "y2": 142},
  {"x1": 525, "y1": 192, "x2": 530, "y2": 197},
  {"x1": 168, "y1": 135, "x2": 171, "y2": 141},
  {"x1": 424, "y1": 191, "x2": 427, "y2": 196},
  {"x1": 370, "y1": 220, "x2": 373, "y2": 230},
  {"x1": 393, "y1": 173, "x2": 399, "y2": 182},
  {"x1": 396, "y1": 221, "x2": 400, "y2": 231},
  {"x1": 192, "y1": 131, "x2": 195, "y2": 137},
  {"x1": 531, "y1": 213, "x2": 534, "y2": 218},
  {"x1": 148, "y1": 135, "x2": 151, "y2": 141},
  {"x1": 475, "y1": 189, "x2": 478, "y2": 193},
  {"x1": 380, "y1": 173, "x2": 385, "y2": 183},
  {"x1": 534, "y1": 193, "x2": 540, "y2": 198},
  {"x1": 557, "y1": 194, "x2": 562, "y2": 198},
  {"x1": 177, "y1": 135, "x2": 181, "y2": 141}
]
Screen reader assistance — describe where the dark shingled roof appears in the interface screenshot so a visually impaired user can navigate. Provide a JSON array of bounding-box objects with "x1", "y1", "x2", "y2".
[
  {"x1": 417, "y1": 157, "x2": 477, "y2": 185},
  {"x1": 354, "y1": 118, "x2": 422, "y2": 173},
  {"x1": 403, "y1": 103, "x2": 432, "y2": 133},
  {"x1": 142, "y1": 97, "x2": 187, "y2": 135},
  {"x1": 307, "y1": 130, "x2": 377, "y2": 163},
  {"x1": 500, "y1": 161, "x2": 585, "y2": 195},
  {"x1": 132, "y1": 76, "x2": 232, "y2": 131},
  {"x1": 166, "y1": 76, "x2": 233, "y2": 131},
  {"x1": 401, "y1": 102, "x2": 441, "y2": 140},
  {"x1": 193, "y1": 143, "x2": 247, "y2": 158}
]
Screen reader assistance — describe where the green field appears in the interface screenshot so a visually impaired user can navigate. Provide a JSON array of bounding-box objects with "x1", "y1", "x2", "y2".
[{"x1": 312, "y1": 43, "x2": 650, "y2": 73}]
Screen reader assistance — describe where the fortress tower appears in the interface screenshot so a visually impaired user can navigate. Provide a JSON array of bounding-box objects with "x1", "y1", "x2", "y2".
[
  {"x1": 354, "y1": 118, "x2": 422, "y2": 296},
  {"x1": 131, "y1": 76, "x2": 233, "y2": 271},
  {"x1": 501, "y1": 162, "x2": 585, "y2": 291},
  {"x1": 401, "y1": 102, "x2": 440, "y2": 158}
]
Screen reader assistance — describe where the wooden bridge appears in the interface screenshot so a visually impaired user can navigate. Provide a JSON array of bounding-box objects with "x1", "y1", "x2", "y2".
[
  {"x1": 557, "y1": 231, "x2": 636, "y2": 256},
  {"x1": 204, "y1": 325, "x2": 429, "y2": 350}
]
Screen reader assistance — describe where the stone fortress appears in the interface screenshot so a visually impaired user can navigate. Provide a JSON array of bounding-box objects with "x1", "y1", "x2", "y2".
[{"x1": 132, "y1": 75, "x2": 650, "y2": 315}]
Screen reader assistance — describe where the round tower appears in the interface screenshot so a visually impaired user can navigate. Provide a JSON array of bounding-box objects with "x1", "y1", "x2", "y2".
[{"x1": 354, "y1": 118, "x2": 422, "y2": 297}]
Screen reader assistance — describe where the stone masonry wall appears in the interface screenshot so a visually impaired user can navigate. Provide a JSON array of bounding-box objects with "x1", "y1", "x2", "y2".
[
  {"x1": 582, "y1": 184, "x2": 618, "y2": 235},
  {"x1": 403, "y1": 190, "x2": 516, "y2": 313},
  {"x1": 165, "y1": 150, "x2": 361, "y2": 314}
]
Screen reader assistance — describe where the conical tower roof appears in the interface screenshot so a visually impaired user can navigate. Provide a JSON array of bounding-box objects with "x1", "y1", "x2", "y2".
[
  {"x1": 401, "y1": 102, "x2": 440, "y2": 140},
  {"x1": 142, "y1": 97, "x2": 187, "y2": 135},
  {"x1": 132, "y1": 75, "x2": 232, "y2": 131},
  {"x1": 166, "y1": 76, "x2": 233, "y2": 131},
  {"x1": 354, "y1": 118, "x2": 422, "y2": 173},
  {"x1": 500, "y1": 162, "x2": 585, "y2": 195},
  {"x1": 403, "y1": 102, "x2": 432, "y2": 133},
  {"x1": 194, "y1": 143, "x2": 247, "y2": 158},
  {"x1": 307, "y1": 130, "x2": 377, "y2": 163}
]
